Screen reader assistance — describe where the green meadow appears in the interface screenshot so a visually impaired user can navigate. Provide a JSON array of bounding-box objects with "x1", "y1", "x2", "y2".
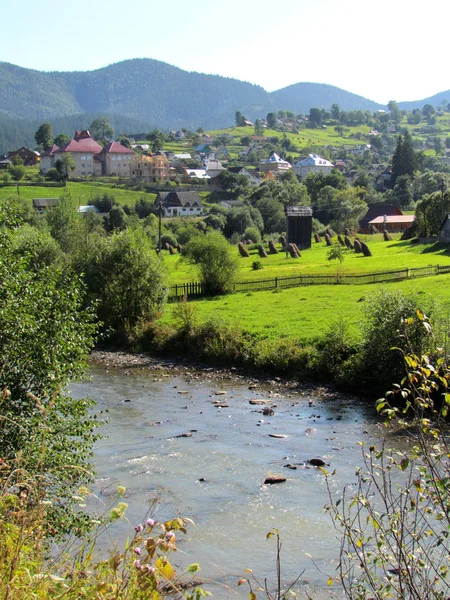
[
  {"x1": 163, "y1": 235, "x2": 450, "y2": 285},
  {"x1": 0, "y1": 181, "x2": 157, "y2": 205},
  {"x1": 161, "y1": 236, "x2": 450, "y2": 343},
  {"x1": 161, "y1": 273, "x2": 450, "y2": 343}
]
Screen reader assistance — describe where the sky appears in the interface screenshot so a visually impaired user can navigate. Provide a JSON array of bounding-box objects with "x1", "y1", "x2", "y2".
[{"x1": 2, "y1": 0, "x2": 450, "y2": 105}]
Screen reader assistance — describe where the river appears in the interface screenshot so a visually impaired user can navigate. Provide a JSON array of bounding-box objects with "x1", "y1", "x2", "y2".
[{"x1": 71, "y1": 359, "x2": 387, "y2": 599}]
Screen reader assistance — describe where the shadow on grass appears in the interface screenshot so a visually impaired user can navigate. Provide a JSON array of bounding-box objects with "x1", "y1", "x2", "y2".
[{"x1": 421, "y1": 242, "x2": 450, "y2": 256}]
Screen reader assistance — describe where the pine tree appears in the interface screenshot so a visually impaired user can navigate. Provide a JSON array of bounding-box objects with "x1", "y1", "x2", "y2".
[{"x1": 392, "y1": 131, "x2": 416, "y2": 185}]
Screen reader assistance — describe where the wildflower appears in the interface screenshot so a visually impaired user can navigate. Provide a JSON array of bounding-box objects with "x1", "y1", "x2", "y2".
[
  {"x1": 165, "y1": 532, "x2": 176, "y2": 541},
  {"x1": 146, "y1": 566, "x2": 155, "y2": 575},
  {"x1": 134, "y1": 547, "x2": 141, "y2": 555},
  {"x1": 133, "y1": 559, "x2": 142, "y2": 570},
  {"x1": 146, "y1": 518, "x2": 155, "y2": 527},
  {"x1": 134, "y1": 524, "x2": 144, "y2": 533},
  {"x1": 116, "y1": 486, "x2": 126, "y2": 496}
]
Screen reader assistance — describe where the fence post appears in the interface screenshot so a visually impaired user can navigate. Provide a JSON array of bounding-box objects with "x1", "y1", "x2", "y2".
[{"x1": 275, "y1": 277, "x2": 278, "y2": 289}]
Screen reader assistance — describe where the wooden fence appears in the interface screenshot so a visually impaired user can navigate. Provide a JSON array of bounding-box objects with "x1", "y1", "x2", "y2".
[{"x1": 168, "y1": 264, "x2": 450, "y2": 300}]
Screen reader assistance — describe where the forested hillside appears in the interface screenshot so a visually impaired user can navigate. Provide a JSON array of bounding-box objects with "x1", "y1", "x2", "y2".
[{"x1": 1, "y1": 58, "x2": 382, "y2": 132}]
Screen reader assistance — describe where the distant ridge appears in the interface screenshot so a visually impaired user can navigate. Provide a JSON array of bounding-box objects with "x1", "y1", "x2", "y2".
[{"x1": 0, "y1": 58, "x2": 384, "y2": 131}]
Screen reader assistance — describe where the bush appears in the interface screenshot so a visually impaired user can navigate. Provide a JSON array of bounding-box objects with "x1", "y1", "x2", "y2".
[
  {"x1": 73, "y1": 228, "x2": 168, "y2": 334},
  {"x1": 243, "y1": 225, "x2": 261, "y2": 243},
  {"x1": 357, "y1": 289, "x2": 434, "y2": 395},
  {"x1": 184, "y1": 231, "x2": 239, "y2": 294}
]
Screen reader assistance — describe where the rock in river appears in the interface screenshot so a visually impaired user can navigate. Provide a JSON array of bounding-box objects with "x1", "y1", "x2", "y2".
[{"x1": 264, "y1": 472, "x2": 287, "y2": 485}]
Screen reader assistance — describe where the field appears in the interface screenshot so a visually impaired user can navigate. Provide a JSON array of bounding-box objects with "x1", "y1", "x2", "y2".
[
  {"x1": 161, "y1": 273, "x2": 450, "y2": 343},
  {"x1": 161, "y1": 237, "x2": 450, "y2": 342},
  {"x1": 163, "y1": 234, "x2": 450, "y2": 285},
  {"x1": 0, "y1": 181, "x2": 157, "y2": 205}
]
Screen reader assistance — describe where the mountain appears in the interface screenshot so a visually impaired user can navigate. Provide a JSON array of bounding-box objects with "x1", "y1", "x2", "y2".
[
  {"x1": 270, "y1": 82, "x2": 383, "y2": 113},
  {"x1": 0, "y1": 59, "x2": 384, "y2": 132},
  {"x1": 398, "y1": 90, "x2": 450, "y2": 111}
]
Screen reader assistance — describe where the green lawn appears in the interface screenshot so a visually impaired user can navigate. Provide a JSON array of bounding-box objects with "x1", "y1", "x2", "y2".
[
  {"x1": 161, "y1": 273, "x2": 450, "y2": 343},
  {"x1": 0, "y1": 181, "x2": 157, "y2": 206},
  {"x1": 163, "y1": 235, "x2": 450, "y2": 285}
]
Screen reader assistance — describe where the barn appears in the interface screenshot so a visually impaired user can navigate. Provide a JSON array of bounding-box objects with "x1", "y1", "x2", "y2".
[{"x1": 285, "y1": 206, "x2": 313, "y2": 250}]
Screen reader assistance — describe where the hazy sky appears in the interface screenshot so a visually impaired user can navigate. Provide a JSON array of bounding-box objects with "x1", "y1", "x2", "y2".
[{"x1": 2, "y1": 0, "x2": 449, "y2": 105}]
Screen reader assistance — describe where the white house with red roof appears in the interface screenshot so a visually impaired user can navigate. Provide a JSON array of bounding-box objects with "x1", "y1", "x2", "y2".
[{"x1": 40, "y1": 130, "x2": 135, "y2": 177}]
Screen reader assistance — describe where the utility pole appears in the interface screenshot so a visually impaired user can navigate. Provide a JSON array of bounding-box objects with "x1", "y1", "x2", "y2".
[{"x1": 157, "y1": 198, "x2": 163, "y2": 256}]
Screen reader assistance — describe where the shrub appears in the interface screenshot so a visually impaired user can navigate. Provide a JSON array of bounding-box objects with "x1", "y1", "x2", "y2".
[
  {"x1": 357, "y1": 289, "x2": 434, "y2": 395},
  {"x1": 252, "y1": 260, "x2": 263, "y2": 270},
  {"x1": 73, "y1": 228, "x2": 168, "y2": 334},
  {"x1": 184, "y1": 231, "x2": 239, "y2": 294}
]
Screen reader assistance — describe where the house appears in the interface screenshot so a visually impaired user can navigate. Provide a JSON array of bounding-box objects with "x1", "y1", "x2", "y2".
[
  {"x1": 220, "y1": 200, "x2": 245, "y2": 209},
  {"x1": 157, "y1": 191, "x2": 203, "y2": 217},
  {"x1": 260, "y1": 152, "x2": 292, "y2": 174},
  {"x1": 100, "y1": 141, "x2": 135, "y2": 176},
  {"x1": 368, "y1": 214, "x2": 415, "y2": 233},
  {"x1": 184, "y1": 169, "x2": 209, "y2": 181},
  {"x1": 195, "y1": 144, "x2": 213, "y2": 154},
  {"x1": 53, "y1": 130, "x2": 103, "y2": 177},
  {"x1": 129, "y1": 154, "x2": 170, "y2": 182},
  {"x1": 40, "y1": 130, "x2": 136, "y2": 177},
  {"x1": 0, "y1": 158, "x2": 12, "y2": 170},
  {"x1": 204, "y1": 159, "x2": 226, "y2": 178},
  {"x1": 294, "y1": 154, "x2": 333, "y2": 178},
  {"x1": 8, "y1": 147, "x2": 40, "y2": 166},
  {"x1": 32, "y1": 198, "x2": 58, "y2": 212},
  {"x1": 359, "y1": 204, "x2": 403, "y2": 232},
  {"x1": 375, "y1": 168, "x2": 393, "y2": 192}
]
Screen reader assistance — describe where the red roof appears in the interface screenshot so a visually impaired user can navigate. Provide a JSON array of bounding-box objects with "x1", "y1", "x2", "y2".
[
  {"x1": 369, "y1": 215, "x2": 416, "y2": 224},
  {"x1": 55, "y1": 130, "x2": 102, "y2": 154},
  {"x1": 100, "y1": 141, "x2": 134, "y2": 154},
  {"x1": 41, "y1": 143, "x2": 60, "y2": 157}
]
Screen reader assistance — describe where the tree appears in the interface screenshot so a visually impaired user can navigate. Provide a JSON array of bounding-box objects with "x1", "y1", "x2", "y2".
[
  {"x1": 391, "y1": 131, "x2": 416, "y2": 185},
  {"x1": 54, "y1": 133, "x2": 70, "y2": 148},
  {"x1": 106, "y1": 204, "x2": 128, "y2": 232},
  {"x1": 46, "y1": 191, "x2": 80, "y2": 253},
  {"x1": 415, "y1": 190, "x2": 450, "y2": 237},
  {"x1": 0, "y1": 200, "x2": 99, "y2": 537},
  {"x1": 422, "y1": 103, "x2": 435, "y2": 119},
  {"x1": 390, "y1": 174, "x2": 414, "y2": 208},
  {"x1": 55, "y1": 153, "x2": 75, "y2": 180},
  {"x1": 73, "y1": 228, "x2": 167, "y2": 332},
  {"x1": 434, "y1": 137, "x2": 445, "y2": 156},
  {"x1": 330, "y1": 103, "x2": 341, "y2": 122},
  {"x1": 235, "y1": 111, "x2": 246, "y2": 127},
  {"x1": 146, "y1": 128, "x2": 166, "y2": 152},
  {"x1": 34, "y1": 122, "x2": 53, "y2": 151},
  {"x1": 184, "y1": 231, "x2": 239, "y2": 294},
  {"x1": 254, "y1": 119, "x2": 264, "y2": 136},
  {"x1": 387, "y1": 100, "x2": 401, "y2": 123},
  {"x1": 266, "y1": 112, "x2": 277, "y2": 128},
  {"x1": 9, "y1": 164, "x2": 25, "y2": 181},
  {"x1": 89, "y1": 117, "x2": 114, "y2": 142},
  {"x1": 309, "y1": 108, "x2": 322, "y2": 127}
]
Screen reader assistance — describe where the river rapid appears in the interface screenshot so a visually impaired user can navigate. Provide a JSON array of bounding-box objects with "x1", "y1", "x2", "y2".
[{"x1": 70, "y1": 355, "x2": 389, "y2": 599}]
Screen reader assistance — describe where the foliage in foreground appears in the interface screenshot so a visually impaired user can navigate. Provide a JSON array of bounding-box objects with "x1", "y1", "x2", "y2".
[
  {"x1": 325, "y1": 313, "x2": 450, "y2": 599},
  {"x1": 0, "y1": 201, "x2": 100, "y2": 537},
  {"x1": 0, "y1": 478, "x2": 207, "y2": 600}
]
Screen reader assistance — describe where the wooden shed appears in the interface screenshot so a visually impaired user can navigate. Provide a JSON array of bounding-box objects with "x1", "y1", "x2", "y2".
[{"x1": 285, "y1": 206, "x2": 313, "y2": 250}]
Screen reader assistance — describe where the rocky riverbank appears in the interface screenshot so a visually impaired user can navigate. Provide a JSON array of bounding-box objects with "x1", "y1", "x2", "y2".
[{"x1": 89, "y1": 349, "x2": 352, "y2": 403}]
